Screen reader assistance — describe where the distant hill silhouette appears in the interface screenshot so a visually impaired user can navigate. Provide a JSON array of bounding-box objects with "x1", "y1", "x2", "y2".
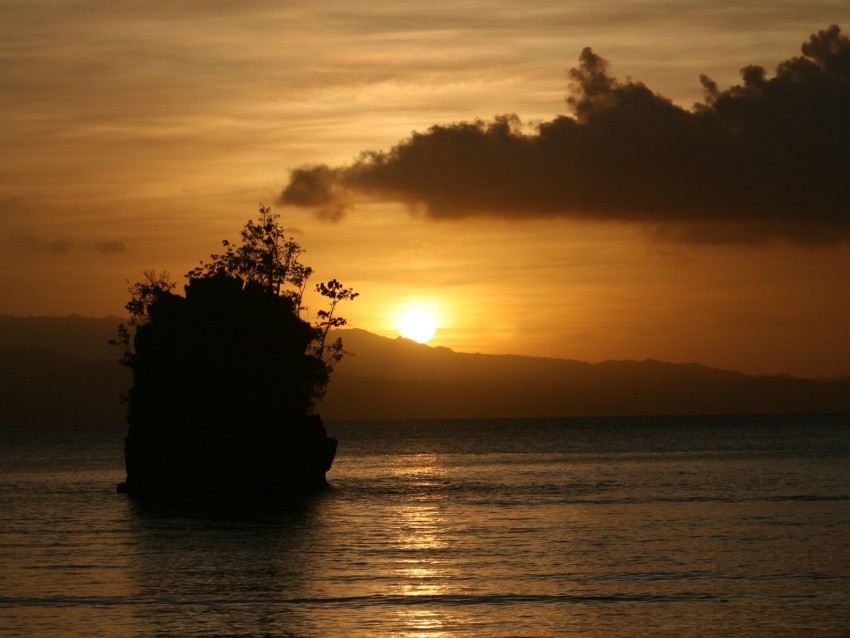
[
  {"x1": 319, "y1": 329, "x2": 850, "y2": 419},
  {"x1": 0, "y1": 314, "x2": 122, "y2": 360},
  {"x1": 1, "y1": 316, "x2": 849, "y2": 425}
]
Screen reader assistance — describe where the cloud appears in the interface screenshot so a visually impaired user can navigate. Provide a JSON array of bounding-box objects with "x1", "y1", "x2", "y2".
[
  {"x1": 279, "y1": 25, "x2": 850, "y2": 243},
  {"x1": 93, "y1": 240, "x2": 127, "y2": 255},
  {"x1": 12, "y1": 235, "x2": 72, "y2": 254},
  {"x1": 280, "y1": 165, "x2": 351, "y2": 223}
]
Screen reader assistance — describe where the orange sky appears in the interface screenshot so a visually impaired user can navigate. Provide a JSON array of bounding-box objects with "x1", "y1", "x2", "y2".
[{"x1": 1, "y1": 2, "x2": 849, "y2": 377}]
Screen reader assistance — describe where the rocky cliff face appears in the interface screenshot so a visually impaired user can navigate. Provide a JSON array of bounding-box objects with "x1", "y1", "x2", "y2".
[{"x1": 118, "y1": 275, "x2": 335, "y2": 497}]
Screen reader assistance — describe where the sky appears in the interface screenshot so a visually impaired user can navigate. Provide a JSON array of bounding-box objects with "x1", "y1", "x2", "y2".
[{"x1": 1, "y1": 1, "x2": 849, "y2": 377}]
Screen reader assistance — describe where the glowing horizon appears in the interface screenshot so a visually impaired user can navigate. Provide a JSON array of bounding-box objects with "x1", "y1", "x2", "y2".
[{"x1": 1, "y1": 3, "x2": 849, "y2": 377}]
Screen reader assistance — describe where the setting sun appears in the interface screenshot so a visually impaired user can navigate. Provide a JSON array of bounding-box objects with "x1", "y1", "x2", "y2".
[{"x1": 397, "y1": 308, "x2": 438, "y2": 343}]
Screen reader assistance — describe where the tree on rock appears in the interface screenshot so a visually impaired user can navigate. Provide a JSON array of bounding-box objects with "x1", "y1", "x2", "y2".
[{"x1": 114, "y1": 205, "x2": 357, "y2": 496}]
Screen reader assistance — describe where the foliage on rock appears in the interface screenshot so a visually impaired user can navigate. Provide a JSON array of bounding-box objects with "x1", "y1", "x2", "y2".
[{"x1": 114, "y1": 205, "x2": 356, "y2": 494}]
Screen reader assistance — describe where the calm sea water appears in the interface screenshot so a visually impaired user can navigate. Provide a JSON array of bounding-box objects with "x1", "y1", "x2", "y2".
[{"x1": 1, "y1": 415, "x2": 849, "y2": 637}]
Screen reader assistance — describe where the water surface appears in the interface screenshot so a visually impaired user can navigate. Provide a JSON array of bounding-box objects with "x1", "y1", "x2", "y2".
[{"x1": 1, "y1": 415, "x2": 849, "y2": 636}]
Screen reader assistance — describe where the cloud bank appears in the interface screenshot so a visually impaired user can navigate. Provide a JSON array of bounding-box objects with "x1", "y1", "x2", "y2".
[{"x1": 280, "y1": 26, "x2": 850, "y2": 242}]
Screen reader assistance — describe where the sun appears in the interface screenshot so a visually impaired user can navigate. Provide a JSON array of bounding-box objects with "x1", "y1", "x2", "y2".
[{"x1": 397, "y1": 307, "x2": 438, "y2": 344}]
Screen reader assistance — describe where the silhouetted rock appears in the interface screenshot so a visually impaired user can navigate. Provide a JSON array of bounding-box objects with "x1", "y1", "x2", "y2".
[
  {"x1": 114, "y1": 205, "x2": 359, "y2": 497},
  {"x1": 118, "y1": 274, "x2": 336, "y2": 497}
]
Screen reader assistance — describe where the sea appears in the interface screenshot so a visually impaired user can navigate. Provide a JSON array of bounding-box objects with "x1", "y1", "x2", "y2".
[{"x1": 1, "y1": 415, "x2": 849, "y2": 637}]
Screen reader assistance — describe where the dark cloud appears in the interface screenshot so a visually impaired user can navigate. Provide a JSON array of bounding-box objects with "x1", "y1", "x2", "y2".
[
  {"x1": 47, "y1": 239, "x2": 71, "y2": 254},
  {"x1": 93, "y1": 240, "x2": 127, "y2": 255},
  {"x1": 279, "y1": 25, "x2": 850, "y2": 242},
  {"x1": 280, "y1": 165, "x2": 350, "y2": 223},
  {"x1": 12, "y1": 236, "x2": 72, "y2": 254}
]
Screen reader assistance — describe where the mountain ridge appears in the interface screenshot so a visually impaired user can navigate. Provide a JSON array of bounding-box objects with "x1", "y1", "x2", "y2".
[
  {"x1": 1, "y1": 316, "x2": 848, "y2": 424},
  {"x1": 318, "y1": 329, "x2": 850, "y2": 420}
]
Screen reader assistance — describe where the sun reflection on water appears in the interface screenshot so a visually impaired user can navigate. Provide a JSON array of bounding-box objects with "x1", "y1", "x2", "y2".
[
  {"x1": 389, "y1": 453, "x2": 456, "y2": 635},
  {"x1": 397, "y1": 608, "x2": 453, "y2": 638},
  {"x1": 396, "y1": 503, "x2": 449, "y2": 552}
]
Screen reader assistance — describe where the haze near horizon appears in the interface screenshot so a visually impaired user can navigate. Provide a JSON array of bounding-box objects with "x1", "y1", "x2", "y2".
[{"x1": 2, "y1": 2, "x2": 849, "y2": 378}]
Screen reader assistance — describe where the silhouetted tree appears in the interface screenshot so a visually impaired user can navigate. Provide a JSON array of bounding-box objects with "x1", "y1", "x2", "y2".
[
  {"x1": 186, "y1": 205, "x2": 312, "y2": 308},
  {"x1": 115, "y1": 205, "x2": 357, "y2": 496}
]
